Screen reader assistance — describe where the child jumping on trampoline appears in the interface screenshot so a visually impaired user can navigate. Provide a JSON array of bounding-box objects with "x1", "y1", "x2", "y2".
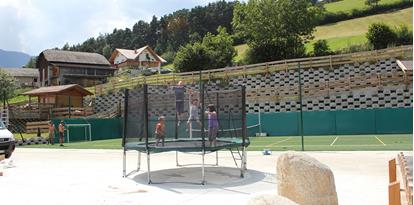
[
  {"x1": 187, "y1": 89, "x2": 201, "y2": 131},
  {"x1": 155, "y1": 116, "x2": 166, "y2": 146},
  {"x1": 206, "y1": 104, "x2": 219, "y2": 147}
]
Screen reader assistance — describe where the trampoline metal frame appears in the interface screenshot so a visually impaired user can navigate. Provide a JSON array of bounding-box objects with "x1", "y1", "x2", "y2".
[{"x1": 122, "y1": 83, "x2": 248, "y2": 185}]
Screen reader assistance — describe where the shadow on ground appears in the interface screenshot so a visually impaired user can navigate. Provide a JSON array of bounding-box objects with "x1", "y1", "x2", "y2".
[{"x1": 130, "y1": 166, "x2": 275, "y2": 193}]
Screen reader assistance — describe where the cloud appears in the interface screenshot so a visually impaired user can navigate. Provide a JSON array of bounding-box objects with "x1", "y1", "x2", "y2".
[{"x1": 0, "y1": 0, "x2": 213, "y2": 55}]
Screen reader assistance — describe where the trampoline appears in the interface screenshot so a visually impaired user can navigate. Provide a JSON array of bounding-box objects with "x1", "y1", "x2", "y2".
[{"x1": 122, "y1": 80, "x2": 249, "y2": 185}]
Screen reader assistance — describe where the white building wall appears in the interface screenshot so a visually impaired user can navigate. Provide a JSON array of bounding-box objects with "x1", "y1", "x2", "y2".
[{"x1": 114, "y1": 53, "x2": 128, "y2": 64}]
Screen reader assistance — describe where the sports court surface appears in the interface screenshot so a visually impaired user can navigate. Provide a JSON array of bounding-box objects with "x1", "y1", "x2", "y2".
[
  {"x1": 249, "y1": 134, "x2": 412, "y2": 151},
  {"x1": 25, "y1": 134, "x2": 413, "y2": 151}
]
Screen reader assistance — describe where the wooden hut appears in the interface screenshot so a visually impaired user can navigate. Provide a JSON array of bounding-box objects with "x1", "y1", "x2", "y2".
[{"x1": 21, "y1": 84, "x2": 93, "y2": 118}]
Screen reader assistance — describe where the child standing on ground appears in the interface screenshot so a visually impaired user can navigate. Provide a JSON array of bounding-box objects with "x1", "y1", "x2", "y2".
[
  {"x1": 48, "y1": 121, "x2": 55, "y2": 145},
  {"x1": 205, "y1": 104, "x2": 219, "y2": 146},
  {"x1": 58, "y1": 121, "x2": 65, "y2": 147},
  {"x1": 155, "y1": 116, "x2": 166, "y2": 146}
]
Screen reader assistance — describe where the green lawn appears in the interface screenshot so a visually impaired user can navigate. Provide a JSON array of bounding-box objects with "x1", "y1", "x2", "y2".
[
  {"x1": 21, "y1": 134, "x2": 412, "y2": 151},
  {"x1": 314, "y1": 7, "x2": 413, "y2": 40},
  {"x1": 8, "y1": 88, "x2": 37, "y2": 104},
  {"x1": 324, "y1": 0, "x2": 405, "y2": 14},
  {"x1": 235, "y1": 7, "x2": 412, "y2": 58}
]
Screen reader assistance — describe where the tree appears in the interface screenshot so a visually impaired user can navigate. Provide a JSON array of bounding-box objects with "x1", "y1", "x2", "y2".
[
  {"x1": 394, "y1": 25, "x2": 413, "y2": 46},
  {"x1": 25, "y1": 56, "x2": 38, "y2": 68},
  {"x1": 102, "y1": 44, "x2": 112, "y2": 59},
  {"x1": 0, "y1": 70, "x2": 17, "y2": 104},
  {"x1": 174, "y1": 27, "x2": 236, "y2": 72},
  {"x1": 232, "y1": 0, "x2": 321, "y2": 63},
  {"x1": 173, "y1": 43, "x2": 212, "y2": 72},
  {"x1": 365, "y1": 0, "x2": 380, "y2": 7},
  {"x1": 313, "y1": 40, "x2": 332, "y2": 56},
  {"x1": 201, "y1": 26, "x2": 236, "y2": 68},
  {"x1": 366, "y1": 23, "x2": 396, "y2": 49}
]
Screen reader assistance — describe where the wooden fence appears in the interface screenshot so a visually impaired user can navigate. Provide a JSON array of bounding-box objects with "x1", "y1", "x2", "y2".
[
  {"x1": 51, "y1": 107, "x2": 93, "y2": 118},
  {"x1": 90, "y1": 45, "x2": 413, "y2": 96},
  {"x1": 398, "y1": 152, "x2": 413, "y2": 205}
]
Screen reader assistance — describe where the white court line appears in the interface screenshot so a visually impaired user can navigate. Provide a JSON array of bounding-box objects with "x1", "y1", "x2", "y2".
[
  {"x1": 330, "y1": 136, "x2": 339, "y2": 146},
  {"x1": 375, "y1": 136, "x2": 387, "y2": 146},
  {"x1": 265, "y1": 137, "x2": 292, "y2": 147}
]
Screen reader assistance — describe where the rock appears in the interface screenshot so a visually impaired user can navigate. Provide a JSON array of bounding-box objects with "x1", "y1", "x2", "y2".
[
  {"x1": 248, "y1": 194, "x2": 298, "y2": 205},
  {"x1": 277, "y1": 152, "x2": 338, "y2": 205}
]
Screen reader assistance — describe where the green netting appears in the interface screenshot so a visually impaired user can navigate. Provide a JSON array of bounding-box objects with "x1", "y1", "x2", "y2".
[
  {"x1": 247, "y1": 107, "x2": 412, "y2": 136},
  {"x1": 51, "y1": 118, "x2": 122, "y2": 143}
]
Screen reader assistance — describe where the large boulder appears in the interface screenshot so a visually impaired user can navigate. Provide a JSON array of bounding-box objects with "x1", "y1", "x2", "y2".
[
  {"x1": 277, "y1": 152, "x2": 338, "y2": 205},
  {"x1": 248, "y1": 194, "x2": 299, "y2": 205}
]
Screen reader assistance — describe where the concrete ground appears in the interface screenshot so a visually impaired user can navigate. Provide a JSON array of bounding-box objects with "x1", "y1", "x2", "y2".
[{"x1": 0, "y1": 148, "x2": 410, "y2": 205}]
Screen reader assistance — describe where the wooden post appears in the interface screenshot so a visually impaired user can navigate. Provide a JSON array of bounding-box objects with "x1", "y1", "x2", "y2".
[
  {"x1": 389, "y1": 181, "x2": 401, "y2": 205},
  {"x1": 389, "y1": 158, "x2": 397, "y2": 183},
  {"x1": 0, "y1": 154, "x2": 4, "y2": 176},
  {"x1": 329, "y1": 55, "x2": 333, "y2": 70}
]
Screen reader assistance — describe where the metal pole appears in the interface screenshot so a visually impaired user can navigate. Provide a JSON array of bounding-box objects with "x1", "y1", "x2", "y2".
[
  {"x1": 122, "y1": 89, "x2": 129, "y2": 177},
  {"x1": 143, "y1": 85, "x2": 149, "y2": 150},
  {"x1": 200, "y1": 71, "x2": 206, "y2": 185},
  {"x1": 137, "y1": 151, "x2": 141, "y2": 172},
  {"x1": 123, "y1": 149, "x2": 126, "y2": 177},
  {"x1": 176, "y1": 151, "x2": 179, "y2": 166},
  {"x1": 241, "y1": 86, "x2": 247, "y2": 177},
  {"x1": 216, "y1": 151, "x2": 218, "y2": 166},
  {"x1": 298, "y1": 62, "x2": 304, "y2": 151},
  {"x1": 147, "y1": 152, "x2": 151, "y2": 184},
  {"x1": 202, "y1": 151, "x2": 205, "y2": 185}
]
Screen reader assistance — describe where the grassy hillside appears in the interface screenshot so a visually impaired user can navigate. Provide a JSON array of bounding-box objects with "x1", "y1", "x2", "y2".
[
  {"x1": 235, "y1": 7, "x2": 412, "y2": 59},
  {"x1": 315, "y1": 7, "x2": 412, "y2": 40},
  {"x1": 324, "y1": 0, "x2": 403, "y2": 13}
]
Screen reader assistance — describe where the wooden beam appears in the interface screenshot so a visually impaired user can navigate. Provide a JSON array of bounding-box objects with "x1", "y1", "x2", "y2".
[
  {"x1": 389, "y1": 158, "x2": 397, "y2": 183},
  {"x1": 389, "y1": 181, "x2": 401, "y2": 205}
]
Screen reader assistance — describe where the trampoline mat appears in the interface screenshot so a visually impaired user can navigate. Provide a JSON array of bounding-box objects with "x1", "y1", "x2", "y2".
[{"x1": 125, "y1": 138, "x2": 249, "y2": 153}]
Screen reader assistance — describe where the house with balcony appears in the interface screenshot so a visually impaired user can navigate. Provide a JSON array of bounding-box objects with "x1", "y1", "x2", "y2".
[
  {"x1": 108, "y1": 46, "x2": 167, "y2": 71},
  {"x1": 37, "y1": 49, "x2": 115, "y2": 87}
]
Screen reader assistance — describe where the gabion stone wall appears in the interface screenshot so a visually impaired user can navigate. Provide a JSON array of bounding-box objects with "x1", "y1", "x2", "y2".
[{"x1": 91, "y1": 58, "x2": 412, "y2": 115}]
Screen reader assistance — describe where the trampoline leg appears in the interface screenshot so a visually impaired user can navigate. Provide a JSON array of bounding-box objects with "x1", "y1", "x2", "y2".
[
  {"x1": 123, "y1": 149, "x2": 126, "y2": 177},
  {"x1": 137, "y1": 151, "x2": 141, "y2": 172},
  {"x1": 176, "y1": 151, "x2": 179, "y2": 166},
  {"x1": 201, "y1": 151, "x2": 205, "y2": 185},
  {"x1": 215, "y1": 151, "x2": 218, "y2": 166},
  {"x1": 240, "y1": 146, "x2": 247, "y2": 178},
  {"x1": 147, "y1": 152, "x2": 151, "y2": 184}
]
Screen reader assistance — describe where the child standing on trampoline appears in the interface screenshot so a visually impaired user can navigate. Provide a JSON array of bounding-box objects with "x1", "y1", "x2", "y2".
[
  {"x1": 206, "y1": 104, "x2": 219, "y2": 147},
  {"x1": 155, "y1": 116, "x2": 166, "y2": 146}
]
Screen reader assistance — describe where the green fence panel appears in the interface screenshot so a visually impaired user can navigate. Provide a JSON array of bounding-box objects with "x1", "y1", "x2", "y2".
[
  {"x1": 246, "y1": 108, "x2": 412, "y2": 136},
  {"x1": 260, "y1": 112, "x2": 299, "y2": 136},
  {"x1": 333, "y1": 109, "x2": 376, "y2": 135},
  {"x1": 52, "y1": 118, "x2": 122, "y2": 142},
  {"x1": 376, "y1": 108, "x2": 413, "y2": 134},
  {"x1": 303, "y1": 111, "x2": 336, "y2": 135}
]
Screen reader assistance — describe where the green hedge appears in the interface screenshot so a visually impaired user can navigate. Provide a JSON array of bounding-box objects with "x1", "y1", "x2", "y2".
[{"x1": 319, "y1": 1, "x2": 413, "y2": 25}]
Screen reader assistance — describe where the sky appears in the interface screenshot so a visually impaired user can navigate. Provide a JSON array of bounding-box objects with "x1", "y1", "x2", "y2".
[{"x1": 0, "y1": 0, "x2": 214, "y2": 56}]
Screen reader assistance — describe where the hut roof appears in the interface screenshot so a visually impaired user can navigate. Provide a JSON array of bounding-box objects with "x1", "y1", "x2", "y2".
[
  {"x1": 0, "y1": 68, "x2": 38, "y2": 77},
  {"x1": 22, "y1": 84, "x2": 93, "y2": 96}
]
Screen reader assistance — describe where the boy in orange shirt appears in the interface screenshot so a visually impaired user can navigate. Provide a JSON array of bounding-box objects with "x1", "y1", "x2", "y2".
[{"x1": 155, "y1": 116, "x2": 166, "y2": 146}]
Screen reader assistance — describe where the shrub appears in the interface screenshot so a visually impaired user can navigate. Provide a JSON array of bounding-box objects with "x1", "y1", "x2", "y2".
[
  {"x1": 394, "y1": 25, "x2": 413, "y2": 46},
  {"x1": 312, "y1": 40, "x2": 332, "y2": 56},
  {"x1": 366, "y1": 23, "x2": 396, "y2": 49}
]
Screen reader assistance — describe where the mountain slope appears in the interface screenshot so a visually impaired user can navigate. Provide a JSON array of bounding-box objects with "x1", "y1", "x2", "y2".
[{"x1": 0, "y1": 49, "x2": 31, "y2": 68}]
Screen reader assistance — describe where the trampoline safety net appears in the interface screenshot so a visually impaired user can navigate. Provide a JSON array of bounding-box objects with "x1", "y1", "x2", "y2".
[{"x1": 122, "y1": 83, "x2": 248, "y2": 153}]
